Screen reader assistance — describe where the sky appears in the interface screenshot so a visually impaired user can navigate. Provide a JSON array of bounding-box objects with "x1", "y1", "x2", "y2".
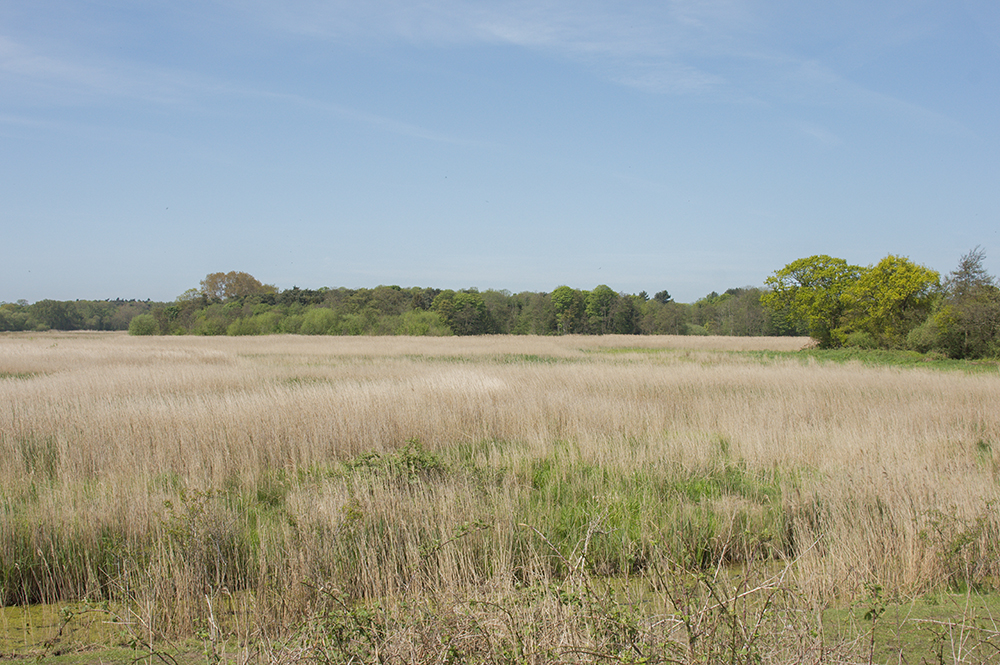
[{"x1": 2, "y1": 1, "x2": 999, "y2": 304}]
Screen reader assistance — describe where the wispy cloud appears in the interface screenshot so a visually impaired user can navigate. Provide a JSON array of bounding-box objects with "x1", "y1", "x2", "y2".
[
  {"x1": 3, "y1": 1, "x2": 976, "y2": 142},
  {"x1": 0, "y1": 32, "x2": 478, "y2": 146},
  {"x1": 246, "y1": 88, "x2": 492, "y2": 147},
  {"x1": 796, "y1": 121, "x2": 842, "y2": 147},
  {"x1": 0, "y1": 35, "x2": 114, "y2": 99},
  {"x1": 0, "y1": 34, "x2": 212, "y2": 107},
  {"x1": 780, "y1": 59, "x2": 974, "y2": 137},
  {"x1": 238, "y1": 0, "x2": 978, "y2": 140},
  {"x1": 227, "y1": 0, "x2": 754, "y2": 96}
]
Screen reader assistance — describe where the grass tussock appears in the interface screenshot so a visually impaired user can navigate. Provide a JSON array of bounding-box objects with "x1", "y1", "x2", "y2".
[{"x1": 2, "y1": 331, "x2": 1000, "y2": 662}]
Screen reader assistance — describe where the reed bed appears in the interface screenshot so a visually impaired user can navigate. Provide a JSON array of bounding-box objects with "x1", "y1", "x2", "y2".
[{"x1": 2, "y1": 332, "x2": 999, "y2": 661}]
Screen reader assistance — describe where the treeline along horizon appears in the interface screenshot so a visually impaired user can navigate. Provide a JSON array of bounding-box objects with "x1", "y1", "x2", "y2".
[
  {"x1": 0, "y1": 272, "x2": 785, "y2": 338},
  {"x1": 4, "y1": 247, "x2": 999, "y2": 360}
]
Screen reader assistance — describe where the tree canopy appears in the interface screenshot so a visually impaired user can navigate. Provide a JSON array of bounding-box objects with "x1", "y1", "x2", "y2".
[
  {"x1": 762, "y1": 253, "x2": 950, "y2": 351},
  {"x1": 7, "y1": 256, "x2": 998, "y2": 359},
  {"x1": 200, "y1": 271, "x2": 278, "y2": 302}
]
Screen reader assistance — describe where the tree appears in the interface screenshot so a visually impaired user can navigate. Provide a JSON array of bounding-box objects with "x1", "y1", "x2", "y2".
[
  {"x1": 128, "y1": 314, "x2": 160, "y2": 336},
  {"x1": 551, "y1": 286, "x2": 585, "y2": 334},
  {"x1": 432, "y1": 290, "x2": 491, "y2": 335},
  {"x1": 609, "y1": 294, "x2": 640, "y2": 334},
  {"x1": 638, "y1": 299, "x2": 688, "y2": 335},
  {"x1": 29, "y1": 300, "x2": 83, "y2": 331},
  {"x1": 299, "y1": 307, "x2": 338, "y2": 335},
  {"x1": 653, "y1": 290, "x2": 673, "y2": 304},
  {"x1": 928, "y1": 247, "x2": 1000, "y2": 358},
  {"x1": 761, "y1": 255, "x2": 862, "y2": 347},
  {"x1": 199, "y1": 271, "x2": 277, "y2": 302},
  {"x1": 946, "y1": 246, "x2": 995, "y2": 299},
  {"x1": 585, "y1": 285, "x2": 618, "y2": 334},
  {"x1": 840, "y1": 255, "x2": 939, "y2": 348},
  {"x1": 511, "y1": 291, "x2": 556, "y2": 335}
]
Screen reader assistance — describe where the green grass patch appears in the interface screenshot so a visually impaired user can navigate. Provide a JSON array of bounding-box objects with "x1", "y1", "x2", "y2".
[
  {"x1": 514, "y1": 448, "x2": 788, "y2": 575},
  {"x1": 0, "y1": 371, "x2": 41, "y2": 380},
  {"x1": 824, "y1": 590, "x2": 1000, "y2": 664},
  {"x1": 740, "y1": 347, "x2": 1000, "y2": 372},
  {"x1": 491, "y1": 353, "x2": 564, "y2": 364}
]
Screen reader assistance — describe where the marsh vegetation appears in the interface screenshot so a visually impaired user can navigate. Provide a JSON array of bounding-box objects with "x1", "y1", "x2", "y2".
[{"x1": 2, "y1": 332, "x2": 999, "y2": 663}]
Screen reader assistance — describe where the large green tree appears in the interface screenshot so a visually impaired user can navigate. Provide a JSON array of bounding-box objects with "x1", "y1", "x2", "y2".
[
  {"x1": 29, "y1": 299, "x2": 83, "y2": 331},
  {"x1": 551, "y1": 286, "x2": 585, "y2": 334},
  {"x1": 432, "y1": 290, "x2": 492, "y2": 335},
  {"x1": 585, "y1": 285, "x2": 618, "y2": 334},
  {"x1": 840, "y1": 255, "x2": 939, "y2": 348},
  {"x1": 761, "y1": 255, "x2": 862, "y2": 347}
]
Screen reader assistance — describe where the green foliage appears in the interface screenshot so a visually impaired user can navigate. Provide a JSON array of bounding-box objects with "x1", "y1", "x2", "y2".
[
  {"x1": 432, "y1": 289, "x2": 493, "y2": 335},
  {"x1": 585, "y1": 284, "x2": 618, "y2": 334},
  {"x1": 692, "y1": 287, "x2": 777, "y2": 336},
  {"x1": 127, "y1": 314, "x2": 160, "y2": 336},
  {"x1": 762, "y1": 255, "x2": 862, "y2": 347},
  {"x1": 190, "y1": 304, "x2": 229, "y2": 335},
  {"x1": 519, "y1": 448, "x2": 786, "y2": 576},
  {"x1": 764, "y1": 254, "x2": 943, "y2": 350},
  {"x1": 28, "y1": 300, "x2": 83, "y2": 331},
  {"x1": 551, "y1": 285, "x2": 586, "y2": 334},
  {"x1": 226, "y1": 310, "x2": 283, "y2": 336},
  {"x1": 394, "y1": 309, "x2": 451, "y2": 336},
  {"x1": 345, "y1": 439, "x2": 447, "y2": 482},
  {"x1": 843, "y1": 330, "x2": 877, "y2": 349},
  {"x1": 638, "y1": 299, "x2": 689, "y2": 334},
  {"x1": 929, "y1": 248, "x2": 1000, "y2": 359},
  {"x1": 840, "y1": 254, "x2": 939, "y2": 348},
  {"x1": 299, "y1": 307, "x2": 338, "y2": 335}
]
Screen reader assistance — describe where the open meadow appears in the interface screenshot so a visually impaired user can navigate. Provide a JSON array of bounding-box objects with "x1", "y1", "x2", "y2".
[{"x1": 2, "y1": 332, "x2": 1000, "y2": 663}]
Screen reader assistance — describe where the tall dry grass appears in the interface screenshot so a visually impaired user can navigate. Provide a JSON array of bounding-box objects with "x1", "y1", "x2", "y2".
[{"x1": 1, "y1": 331, "x2": 999, "y2": 655}]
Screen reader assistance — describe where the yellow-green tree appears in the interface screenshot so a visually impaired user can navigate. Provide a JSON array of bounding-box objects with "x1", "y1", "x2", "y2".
[
  {"x1": 840, "y1": 255, "x2": 939, "y2": 348},
  {"x1": 761, "y1": 255, "x2": 862, "y2": 347}
]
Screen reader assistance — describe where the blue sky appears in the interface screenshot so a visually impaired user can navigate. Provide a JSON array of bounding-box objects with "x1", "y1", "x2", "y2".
[{"x1": 2, "y1": 1, "x2": 998, "y2": 304}]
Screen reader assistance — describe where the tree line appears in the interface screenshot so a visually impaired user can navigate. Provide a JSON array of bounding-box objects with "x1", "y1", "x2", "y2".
[
  {"x1": 759, "y1": 248, "x2": 1000, "y2": 358},
  {"x1": 124, "y1": 272, "x2": 782, "y2": 338},
  {"x1": 0, "y1": 298, "x2": 154, "y2": 333},
  {"x1": 6, "y1": 253, "x2": 999, "y2": 359}
]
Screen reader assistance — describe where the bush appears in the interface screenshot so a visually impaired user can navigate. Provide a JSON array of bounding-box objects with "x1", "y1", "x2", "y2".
[
  {"x1": 299, "y1": 308, "x2": 337, "y2": 335},
  {"x1": 280, "y1": 314, "x2": 305, "y2": 334},
  {"x1": 906, "y1": 319, "x2": 939, "y2": 353},
  {"x1": 843, "y1": 331, "x2": 877, "y2": 349},
  {"x1": 395, "y1": 310, "x2": 451, "y2": 336},
  {"x1": 337, "y1": 312, "x2": 371, "y2": 335},
  {"x1": 128, "y1": 314, "x2": 160, "y2": 336}
]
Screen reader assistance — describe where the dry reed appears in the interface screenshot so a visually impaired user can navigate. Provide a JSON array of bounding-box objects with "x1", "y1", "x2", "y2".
[{"x1": 1, "y1": 331, "x2": 999, "y2": 659}]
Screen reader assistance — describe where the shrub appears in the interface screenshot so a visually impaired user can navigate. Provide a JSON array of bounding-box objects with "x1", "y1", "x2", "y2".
[
  {"x1": 128, "y1": 314, "x2": 160, "y2": 336},
  {"x1": 906, "y1": 319, "x2": 939, "y2": 353},
  {"x1": 394, "y1": 310, "x2": 451, "y2": 336},
  {"x1": 280, "y1": 313, "x2": 305, "y2": 334},
  {"x1": 299, "y1": 308, "x2": 337, "y2": 335},
  {"x1": 843, "y1": 331, "x2": 877, "y2": 349}
]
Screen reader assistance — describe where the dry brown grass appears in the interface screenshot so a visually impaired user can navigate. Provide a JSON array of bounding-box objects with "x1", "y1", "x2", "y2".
[{"x1": 2, "y1": 331, "x2": 999, "y2": 661}]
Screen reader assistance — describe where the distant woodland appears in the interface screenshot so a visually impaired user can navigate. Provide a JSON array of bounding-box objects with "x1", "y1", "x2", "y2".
[
  {"x1": 3, "y1": 248, "x2": 998, "y2": 359},
  {"x1": 0, "y1": 278, "x2": 778, "y2": 338}
]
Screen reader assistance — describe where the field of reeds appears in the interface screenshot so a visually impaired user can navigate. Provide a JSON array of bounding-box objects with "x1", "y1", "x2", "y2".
[{"x1": 2, "y1": 331, "x2": 1000, "y2": 663}]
